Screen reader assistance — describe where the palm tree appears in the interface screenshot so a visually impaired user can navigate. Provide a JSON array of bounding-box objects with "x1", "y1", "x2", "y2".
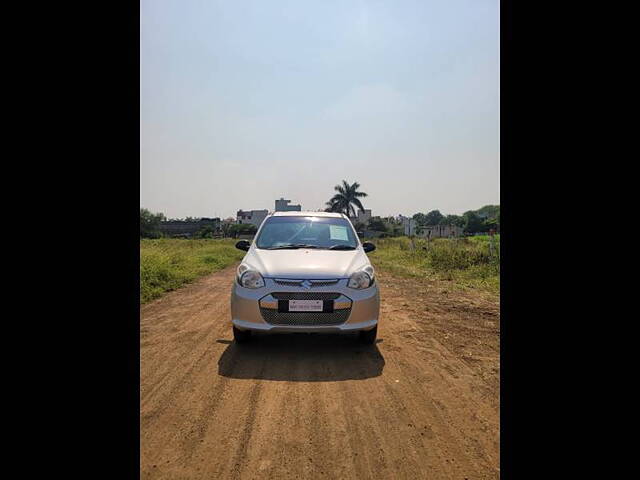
[{"x1": 324, "y1": 180, "x2": 368, "y2": 218}]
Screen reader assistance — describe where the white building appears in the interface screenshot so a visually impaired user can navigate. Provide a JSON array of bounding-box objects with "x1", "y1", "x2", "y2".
[
  {"x1": 398, "y1": 215, "x2": 462, "y2": 237},
  {"x1": 275, "y1": 197, "x2": 301, "y2": 212},
  {"x1": 399, "y1": 215, "x2": 417, "y2": 236},
  {"x1": 236, "y1": 209, "x2": 268, "y2": 228},
  {"x1": 419, "y1": 224, "x2": 464, "y2": 238}
]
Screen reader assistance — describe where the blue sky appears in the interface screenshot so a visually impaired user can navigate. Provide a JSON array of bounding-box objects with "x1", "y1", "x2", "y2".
[{"x1": 141, "y1": 0, "x2": 499, "y2": 219}]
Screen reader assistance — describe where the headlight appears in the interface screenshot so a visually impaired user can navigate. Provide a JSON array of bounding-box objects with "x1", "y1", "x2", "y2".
[
  {"x1": 348, "y1": 265, "x2": 375, "y2": 289},
  {"x1": 237, "y1": 265, "x2": 265, "y2": 289}
]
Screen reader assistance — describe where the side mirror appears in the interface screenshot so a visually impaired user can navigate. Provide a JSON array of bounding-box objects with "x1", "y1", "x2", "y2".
[
  {"x1": 235, "y1": 240, "x2": 250, "y2": 251},
  {"x1": 362, "y1": 242, "x2": 376, "y2": 253}
]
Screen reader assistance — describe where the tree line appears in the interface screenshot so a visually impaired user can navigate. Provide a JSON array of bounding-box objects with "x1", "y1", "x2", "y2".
[
  {"x1": 140, "y1": 208, "x2": 258, "y2": 239},
  {"x1": 411, "y1": 206, "x2": 499, "y2": 235},
  {"x1": 141, "y1": 178, "x2": 499, "y2": 239},
  {"x1": 140, "y1": 208, "x2": 166, "y2": 238},
  {"x1": 321, "y1": 180, "x2": 499, "y2": 235},
  {"x1": 349, "y1": 206, "x2": 499, "y2": 238}
]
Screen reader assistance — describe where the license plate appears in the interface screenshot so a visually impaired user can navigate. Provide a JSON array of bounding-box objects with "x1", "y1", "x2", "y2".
[{"x1": 288, "y1": 300, "x2": 323, "y2": 312}]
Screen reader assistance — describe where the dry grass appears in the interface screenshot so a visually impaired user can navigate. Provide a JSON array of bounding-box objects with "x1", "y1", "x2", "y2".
[
  {"x1": 140, "y1": 238, "x2": 244, "y2": 304},
  {"x1": 370, "y1": 235, "x2": 500, "y2": 295}
]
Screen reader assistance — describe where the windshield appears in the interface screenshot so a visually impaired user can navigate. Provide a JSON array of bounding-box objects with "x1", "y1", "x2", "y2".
[{"x1": 255, "y1": 216, "x2": 359, "y2": 250}]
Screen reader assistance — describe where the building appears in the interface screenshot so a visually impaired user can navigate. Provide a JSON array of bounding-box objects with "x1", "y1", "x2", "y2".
[
  {"x1": 349, "y1": 209, "x2": 372, "y2": 226},
  {"x1": 275, "y1": 197, "x2": 301, "y2": 212},
  {"x1": 399, "y1": 215, "x2": 417, "y2": 236},
  {"x1": 357, "y1": 209, "x2": 372, "y2": 225},
  {"x1": 158, "y1": 218, "x2": 220, "y2": 238},
  {"x1": 419, "y1": 224, "x2": 464, "y2": 238},
  {"x1": 236, "y1": 209, "x2": 268, "y2": 228}
]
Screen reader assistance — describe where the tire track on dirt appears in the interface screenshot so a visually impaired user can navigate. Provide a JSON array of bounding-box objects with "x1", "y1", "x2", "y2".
[
  {"x1": 140, "y1": 263, "x2": 500, "y2": 479},
  {"x1": 227, "y1": 357, "x2": 267, "y2": 480}
]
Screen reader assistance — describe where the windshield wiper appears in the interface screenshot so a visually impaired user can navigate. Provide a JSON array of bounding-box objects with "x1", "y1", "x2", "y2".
[
  {"x1": 329, "y1": 244, "x2": 356, "y2": 250},
  {"x1": 267, "y1": 244, "x2": 321, "y2": 250}
]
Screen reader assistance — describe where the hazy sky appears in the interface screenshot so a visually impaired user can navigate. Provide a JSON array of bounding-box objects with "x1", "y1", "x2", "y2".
[{"x1": 141, "y1": 0, "x2": 499, "y2": 220}]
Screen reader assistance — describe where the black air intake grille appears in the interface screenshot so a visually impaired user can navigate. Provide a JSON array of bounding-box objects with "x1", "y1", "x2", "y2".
[
  {"x1": 270, "y1": 292, "x2": 341, "y2": 301},
  {"x1": 259, "y1": 308, "x2": 351, "y2": 326}
]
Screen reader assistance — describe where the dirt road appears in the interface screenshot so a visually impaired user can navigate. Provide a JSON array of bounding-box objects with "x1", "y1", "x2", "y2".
[{"x1": 140, "y1": 264, "x2": 500, "y2": 479}]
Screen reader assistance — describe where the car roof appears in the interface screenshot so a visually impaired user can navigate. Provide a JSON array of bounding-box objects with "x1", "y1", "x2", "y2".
[{"x1": 270, "y1": 211, "x2": 346, "y2": 218}]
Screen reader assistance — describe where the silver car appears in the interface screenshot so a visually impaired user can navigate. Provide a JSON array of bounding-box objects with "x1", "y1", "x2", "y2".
[{"x1": 230, "y1": 211, "x2": 380, "y2": 344}]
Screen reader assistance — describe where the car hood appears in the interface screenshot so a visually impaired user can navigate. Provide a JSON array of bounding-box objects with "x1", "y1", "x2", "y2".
[{"x1": 242, "y1": 247, "x2": 371, "y2": 279}]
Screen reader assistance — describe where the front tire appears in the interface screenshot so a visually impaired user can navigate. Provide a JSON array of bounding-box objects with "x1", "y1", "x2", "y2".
[
  {"x1": 233, "y1": 325, "x2": 251, "y2": 343},
  {"x1": 358, "y1": 325, "x2": 377, "y2": 344}
]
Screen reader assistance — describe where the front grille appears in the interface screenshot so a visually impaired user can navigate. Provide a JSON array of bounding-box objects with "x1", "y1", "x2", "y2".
[
  {"x1": 260, "y1": 308, "x2": 351, "y2": 326},
  {"x1": 273, "y1": 279, "x2": 303, "y2": 287},
  {"x1": 306, "y1": 280, "x2": 340, "y2": 287},
  {"x1": 271, "y1": 292, "x2": 341, "y2": 301},
  {"x1": 273, "y1": 279, "x2": 340, "y2": 287}
]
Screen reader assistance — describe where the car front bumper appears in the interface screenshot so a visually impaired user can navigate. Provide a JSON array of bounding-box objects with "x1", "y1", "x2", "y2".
[{"x1": 231, "y1": 278, "x2": 380, "y2": 334}]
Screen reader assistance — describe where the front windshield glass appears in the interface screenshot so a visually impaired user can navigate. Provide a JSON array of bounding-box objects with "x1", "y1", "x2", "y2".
[{"x1": 256, "y1": 216, "x2": 359, "y2": 250}]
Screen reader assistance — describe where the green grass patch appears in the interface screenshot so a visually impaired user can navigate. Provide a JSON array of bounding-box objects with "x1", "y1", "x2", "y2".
[
  {"x1": 369, "y1": 236, "x2": 500, "y2": 294},
  {"x1": 140, "y1": 238, "x2": 245, "y2": 304}
]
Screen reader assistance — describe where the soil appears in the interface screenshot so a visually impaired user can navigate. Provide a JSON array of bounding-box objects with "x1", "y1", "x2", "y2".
[{"x1": 140, "y1": 264, "x2": 500, "y2": 479}]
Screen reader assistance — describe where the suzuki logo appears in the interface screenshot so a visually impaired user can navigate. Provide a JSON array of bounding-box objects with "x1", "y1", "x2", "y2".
[{"x1": 301, "y1": 280, "x2": 312, "y2": 290}]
